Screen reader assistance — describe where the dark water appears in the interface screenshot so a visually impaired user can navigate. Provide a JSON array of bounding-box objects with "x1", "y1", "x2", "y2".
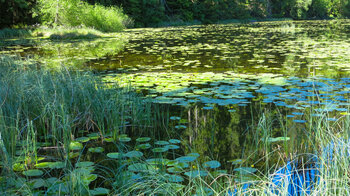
[{"x1": 2, "y1": 20, "x2": 350, "y2": 171}]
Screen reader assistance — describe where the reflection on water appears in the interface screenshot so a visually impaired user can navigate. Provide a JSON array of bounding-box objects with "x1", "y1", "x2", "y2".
[{"x1": 2, "y1": 20, "x2": 350, "y2": 171}]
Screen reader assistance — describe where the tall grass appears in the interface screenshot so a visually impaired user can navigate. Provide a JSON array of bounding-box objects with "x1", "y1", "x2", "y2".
[
  {"x1": 0, "y1": 28, "x2": 31, "y2": 39},
  {"x1": 0, "y1": 55, "x2": 159, "y2": 194},
  {"x1": 35, "y1": 0, "x2": 131, "y2": 32}
]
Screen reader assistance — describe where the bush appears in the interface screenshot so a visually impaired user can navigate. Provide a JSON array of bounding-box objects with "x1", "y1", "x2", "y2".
[{"x1": 34, "y1": 0, "x2": 130, "y2": 32}]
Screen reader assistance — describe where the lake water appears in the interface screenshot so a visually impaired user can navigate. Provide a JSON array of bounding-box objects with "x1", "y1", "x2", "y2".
[{"x1": 2, "y1": 20, "x2": 350, "y2": 172}]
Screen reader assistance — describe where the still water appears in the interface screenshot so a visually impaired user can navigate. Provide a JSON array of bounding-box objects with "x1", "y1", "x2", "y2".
[{"x1": 2, "y1": 20, "x2": 350, "y2": 172}]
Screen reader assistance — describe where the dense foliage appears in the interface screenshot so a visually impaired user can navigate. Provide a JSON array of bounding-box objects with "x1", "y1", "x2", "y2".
[
  {"x1": 0, "y1": 0, "x2": 36, "y2": 28},
  {"x1": 1, "y1": 0, "x2": 350, "y2": 28},
  {"x1": 86, "y1": 0, "x2": 350, "y2": 27},
  {"x1": 33, "y1": 0, "x2": 130, "y2": 32}
]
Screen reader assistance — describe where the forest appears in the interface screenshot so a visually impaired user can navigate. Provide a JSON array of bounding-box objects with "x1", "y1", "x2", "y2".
[{"x1": 1, "y1": 0, "x2": 350, "y2": 28}]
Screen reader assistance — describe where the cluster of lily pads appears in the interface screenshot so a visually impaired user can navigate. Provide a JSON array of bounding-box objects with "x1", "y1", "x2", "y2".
[{"x1": 7, "y1": 123, "x2": 261, "y2": 195}]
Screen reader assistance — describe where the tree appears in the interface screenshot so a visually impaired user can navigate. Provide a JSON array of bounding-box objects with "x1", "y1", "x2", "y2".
[{"x1": 0, "y1": 0, "x2": 36, "y2": 28}]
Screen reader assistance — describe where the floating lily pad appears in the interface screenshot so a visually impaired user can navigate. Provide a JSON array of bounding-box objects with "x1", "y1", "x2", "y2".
[
  {"x1": 184, "y1": 170, "x2": 208, "y2": 178},
  {"x1": 175, "y1": 125, "x2": 187, "y2": 129},
  {"x1": 107, "y1": 152, "x2": 124, "y2": 159},
  {"x1": 176, "y1": 156, "x2": 197, "y2": 163},
  {"x1": 75, "y1": 137, "x2": 90, "y2": 143},
  {"x1": 104, "y1": 138, "x2": 115, "y2": 142},
  {"x1": 119, "y1": 137, "x2": 131, "y2": 142},
  {"x1": 125, "y1": 151, "x2": 143, "y2": 158},
  {"x1": 233, "y1": 167, "x2": 257, "y2": 175},
  {"x1": 88, "y1": 147, "x2": 104, "y2": 153},
  {"x1": 152, "y1": 147, "x2": 168, "y2": 153},
  {"x1": 136, "y1": 137, "x2": 151, "y2": 142},
  {"x1": 87, "y1": 133, "x2": 100, "y2": 140},
  {"x1": 137, "y1": 143, "x2": 152, "y2": 149},
  {"x1": 29, "y1": 178, "x2": 46, "y2": 189},
  {"x1": 166, "y1": 175, "x2": 184, "y2": 183},
  {"x1": 169, "y1": 139, "x2": 181, "y2": 144},
  {"x1": 90, "y1": 188, "x2": 110, "y2": 195},
  {"x1": 203, "y1": 160, "x2": 221, "y2": 169},
  {"x1": 155, "y1": 140, "x2": 170, "y2": 145},
  {"x1": 23, "y1": 169, "x2": 43, "y2": 177},
  {"x1": 128, "y1": 163, "x2": 156, "y2": 172},
  {"x1": 165, "y1": 144, "x2": 180, "y2": 150},
  {"x1": 170, "y1": 116, "x2": 181, "y2": 120},
  {"x1": 69, "y1": 141, "x2": 83, "y2": 151},
  {"x1": 76, "y1": 161, "x2": 94, "y2": 168}
]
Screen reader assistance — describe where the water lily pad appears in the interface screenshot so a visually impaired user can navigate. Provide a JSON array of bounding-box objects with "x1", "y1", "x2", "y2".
[
  {"x1": 119, "y1": 137, "x2": 131, "y2": 142},
  {"x1": 75, "y1": 137, "x2": 90, "y2": 143},
  {"x1": 29, "y1": 178, "x2": 46, "y2": 189},
  {"x1": 176, "y1": 156, "x2": 197, "y2": 163},
  {"x1": 169, "y1": 139, "x2": 181, "y2": 144},
  {"x1": 155, "y1": 140, "x2": 170, "y2": 145},
  {"x1": 23, "y1": 169, "x2": 43, "y2": 177},
  {"x1": 184, "y1": 170, "x2": 208, "y2": 178},
  {"x1": 166, "y1": 175, "x2": 184, "y2": 183},
  {"x1": 87, "y1": 133, "x2": 100, "y2": 140},
  {"x1": 35, "y1": 162, "x2": 64, "y2": 169},
  {"x1": 107, "y1": 152, "x2": 124, "y2": 159},
  {"x1": 233, "y1": 167, "x2": 257, "y2": 175},
  {"x1": 136, "y1": 143, "x2": 152, "y2": 149},
  {"x1": 76, "y1": 161, "x2": 94, "y2": 168},
  {"x1": 187, "y1": 153, "x2": 200, "y2": 157},
  {"x1": 170, "y1": 116, "x2": 181, "y2": 120},
  {"x1": 229, "y1": 159, "x2": 244, "y2": 165},
  {"x1": 90, "y1": 187, "x2": 110, "y2": 195},
  {"x1": 69, "y1": 152, "x2": 80, "y2": 159},
  {"x1": 175, "y1": 125, "x2": 187, "y2": 129},
  {"x1": 125, "y1": 151, "x2": 143, "y2": 158},
  {"x1": 203, "y1": 160, "x2": 221, "y2": 169},
  {"x1": 104, "y1": 138, "x2": 115, "y2": 142},
  {"x1": 88, "y1": 147, "x2": 104, "y2": 153},
  {"x1": 128, "y1": 163, "x2": 156, "y2": 172},
  {"x1": 136, "y1": 137, "x2": 151, "y2": 142},
  {"x1": 146, "y1": 158, "x2": 169, "y2": 165},
  {"x1": 69, "y1": 141, "x2": 83, "y2": 151},
  {"x1": 152, "y1": 147, "x2": 168, "y2": 153},
  {"x1": 165, "y1": 144, "x2": 180, "y2": 150}
]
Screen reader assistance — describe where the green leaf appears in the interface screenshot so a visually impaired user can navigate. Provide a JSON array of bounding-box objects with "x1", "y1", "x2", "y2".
[
  {"x1": 166, "y1": 174, "x2": 184, "y2": 182},
  {"x1": 22, "y1": 169, "x2": 44, "y2": 177},
  {"x1": 107, "y1": 152, "x2": 124, "y2": 159},
  {"x1": 165, "y1": 144, "x2": 180, "y2": 150},
  {"x1": 119, "y1": 137, "x2": 131, "y2": 142},
  {"x1": 175, "y1": 156, "x2": 197, "y2": 163},
  {"x1": 203, "y1": 160, "x2": 221, "y2": 169},
  {"x1": 128, "y1": 163, "x2": 156, "y2": 172},
  {"x1": 69, "y1": 141, "x2": 83, "y2": 151},
  {"x1": 88, "y1": 147, "x2": 104, "y2": 153},
  {"x1": 136, "y1": 137, "x2": 151, "y2": 142},
  {"x1": 136, "y1": 143, "x2": 151, "y2": 149},
  {"x1": 155, "y1": 140, "x2": 170, "y2": 145},
  {"x1": 75, "y1": 137, "x2": 90, "y2": 143},
  {"x1": 87, "y1": 133, "x2": 100, "y2": 140},
  {"x1": 152, "y1": 147, "x2": 168, "y2": 153},
  {"x1": 125, "y1": 151, "x2": 143, "y2": 158},
  {"x1": 90, "y1": 187, "x2": 110, "y2": 195},
  {"x1": 169, "y1": 139, "x2": 181, "y2": 144},
  {"x1": 184, "y1": 170, "x2": 208, "y2": 178},
  {"x1": 76, "y1": 161, "x2": 94, "y2": 168},
  {"x1": 233, "y1": 167, "x2": 257, "y2": 175}
]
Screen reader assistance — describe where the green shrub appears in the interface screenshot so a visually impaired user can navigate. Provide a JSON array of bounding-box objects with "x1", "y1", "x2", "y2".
[
  {"x1": 0, "y1": 28, "x2": 32, "y2": 39},
  {"x1": 34, "y1": 0, "x2": 130, "y2": 32}
]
